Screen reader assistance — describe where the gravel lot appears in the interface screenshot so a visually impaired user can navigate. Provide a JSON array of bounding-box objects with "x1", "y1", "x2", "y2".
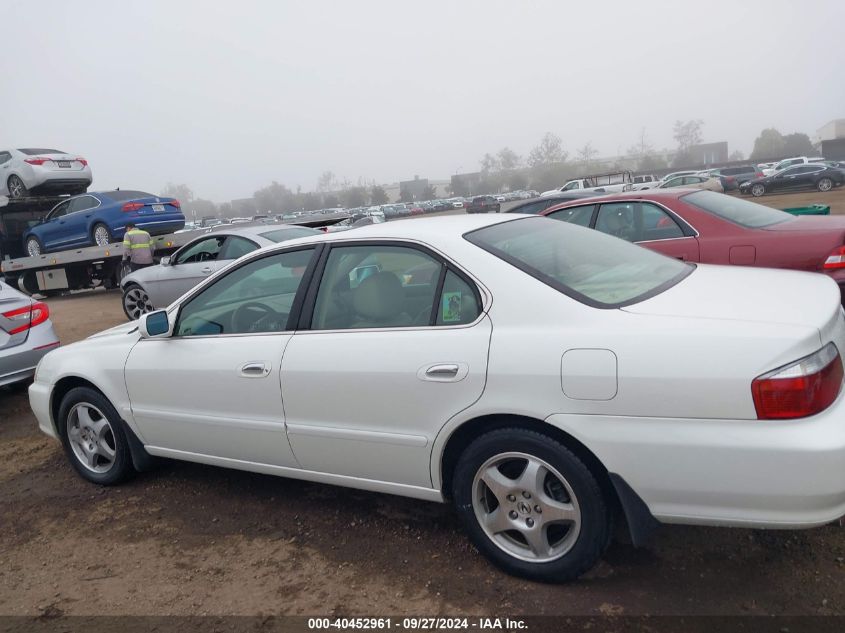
[{"x1": 3, "y1": 188, "x2": 845, "y2": 618}]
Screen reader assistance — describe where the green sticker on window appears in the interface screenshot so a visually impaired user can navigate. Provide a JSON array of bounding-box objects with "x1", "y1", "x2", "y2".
[{"x1": 442, "y1": 291, "x2": 462, "y2": 323}]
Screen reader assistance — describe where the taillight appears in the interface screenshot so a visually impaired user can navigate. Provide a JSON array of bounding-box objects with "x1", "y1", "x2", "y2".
[
  {"x1": 755, "y1": 172, "x2": 764, "y2": 178},
  {"x1": 752, "y1": 343, "x2": 843, "y2": 419},
  {"x1": 77, "y1": 157, "x2": 88, "y2": 166},
  {"x1": 170, "y1": 199, "x2": 181, "y2": 209},
  {"x1": 2, "y1": 302, "x2": 50, "y2": 335},
  {"x1": 24, "y1": 157, "x2": 50, "y2": 166},
  {"x1": 122, "y1": 202, "x2": 144, "y2": 212},
  {"x1": 823, "y1": 246, "x2": 845, "y2": 270}
]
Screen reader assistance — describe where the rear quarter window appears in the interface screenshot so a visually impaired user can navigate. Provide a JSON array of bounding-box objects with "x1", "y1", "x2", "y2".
[{"x1": 682, "y1": 190, "x2": 793, "y2": 228}]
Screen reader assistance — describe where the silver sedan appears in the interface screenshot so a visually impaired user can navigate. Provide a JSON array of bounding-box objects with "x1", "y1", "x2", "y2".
[
  {"x1": 0, "y1": 280, "x2": 60, "y2": 386},
  {"x1": 120, "y1": 224, "x2": 320, "y2": 320}
]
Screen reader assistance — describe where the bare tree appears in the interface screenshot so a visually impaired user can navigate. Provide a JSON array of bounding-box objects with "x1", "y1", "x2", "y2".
[
  {"x1": 316, "y1": 170, "x2": 337, "y2": 193},
  {"x1": 528, "y1": 133, "x2": 566, "y2": 168},
  {"x1": 575, "y1": 143, "x2": 598, "y2": 168}
]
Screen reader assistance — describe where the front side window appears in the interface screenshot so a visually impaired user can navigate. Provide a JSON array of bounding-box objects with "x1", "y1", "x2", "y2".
[
  {"x1": 48, "y1": 201, "x2": 71, "y2": 219},
  {"x1": 175, "y1": 248, "x2": 315, "y2": 336},
  {"x1": 311, "y1": 245, "x2": 444, "y2": 330},
  {"x1": 547, "y1": 204, "x2": 595, "y2": 227},
  {"x1": 465, "y1": 217, "x2": 691, "y2": 308},
  {"x1": 174, "y1": 236, "x2": 226, "y2": 264},
  {"x1": 682, "y1": 190, "x2": 792, "y2": 228}
]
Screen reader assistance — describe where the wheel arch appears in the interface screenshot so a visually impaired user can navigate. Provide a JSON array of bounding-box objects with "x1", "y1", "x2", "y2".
[{"x1": 436, "y1": 413, "x2": 658, "y2": 547}]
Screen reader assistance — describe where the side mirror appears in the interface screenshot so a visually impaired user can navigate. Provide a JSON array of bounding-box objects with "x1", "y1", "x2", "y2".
[
  {"x1": 138, "y1": 310, "x2": 172, "y2": 338},
  {"x1": 159, "y1": 256, "x2": 171, "y2": 266}
]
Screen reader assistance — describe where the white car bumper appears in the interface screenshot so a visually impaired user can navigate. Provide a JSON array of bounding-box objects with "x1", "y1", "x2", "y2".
[
  {"x1": 29, "y1": 379, "x2": 57, "y2": 440},
  {"x1": 549, "y1": 390, "x2": 845, "y2": 529}
]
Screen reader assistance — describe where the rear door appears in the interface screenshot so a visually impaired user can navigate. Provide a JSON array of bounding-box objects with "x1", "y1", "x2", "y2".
[{"x1": 280, "y1": 241, "x2": 491, "y2": 487}]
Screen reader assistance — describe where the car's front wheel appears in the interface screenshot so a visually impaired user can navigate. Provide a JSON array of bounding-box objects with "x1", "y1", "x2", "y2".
[
  {"x1": 58, "y1": 387, "x2": 134, "y2": 485},
  {"x1": 122, "y1": 283, "x2": 153, "y2": 320},
  {"x1": 452, "y1": 428, "x2": 610, "y2": 582},
  {"x1": 750, "y1": 183, "x2": 766, "y2": 197},
  {"x1": 818, "y1": 178, "x2": 833, "y2": 192},
  {"x1": 7, "y1": 175, "x2": 28, "y2": 198},
  {"x1": 25, "y1": 236, "x2": 43, "y2": 257}
]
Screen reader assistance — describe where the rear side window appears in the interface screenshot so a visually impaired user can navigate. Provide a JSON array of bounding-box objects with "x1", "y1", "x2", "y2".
[
  {"x1": 509, "y1": 199, "x2": 555, "y2": 214},
  {"x1": 436, "y1": 270, "x2": 480, "y2": 325},
  {"x1": 465, "y1": 217, "x2": 692, "y2": 308},
  {"x1": 682, "y1": 190, "x2": 792, "y2": 228},
  {"x1": 258, "y1": 227, "x2": 320, "y2": 242}
]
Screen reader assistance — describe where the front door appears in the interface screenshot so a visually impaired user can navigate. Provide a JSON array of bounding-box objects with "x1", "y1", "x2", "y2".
[
  {"x1": 281, "y1": 242, "x2": 491, "y2": 488},
  {"x1": 124, "y1": 247, "x2": 317, "y2": 467},
  {"x1": 149, "y1": 235, "x2": 226, "y2": 308}
]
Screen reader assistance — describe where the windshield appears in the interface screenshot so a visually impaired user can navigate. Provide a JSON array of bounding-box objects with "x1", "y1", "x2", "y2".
[
  {"x1": 465, "y1": 217, "x2": 692, "y2": 308},
  {"x1": 682, "y1": 190, "x2": 793, "y2": 228},
  {"x1": 258, "y1": 227, "x2": 320, "y2": 242}
]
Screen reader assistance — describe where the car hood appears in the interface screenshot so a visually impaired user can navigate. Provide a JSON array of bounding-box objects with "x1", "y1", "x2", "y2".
[
  {"x1": 87, "y1": 320, "x2": 139, "y2": 340},
  {"x1": 623, "y1": 263, "x2": 840, "y2": 330}
]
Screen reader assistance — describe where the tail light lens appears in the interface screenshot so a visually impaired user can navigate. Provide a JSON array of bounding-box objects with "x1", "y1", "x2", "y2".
[
  {"x1": 77, "y1": 157, "x2": 88, "y2": 166},
  {"x1": 755, "y1": 172, "x2": 764, "y2": 178},
  {"x1": 24, "y1": 157, "x2": 50, "y2": 166},
  {"x1": 752, "y1": 343, "x2": 843, "y2": 419},
  {"x1": 2, "y1": 302, "x2": 50, "y2": 335},
  {"x1": 169, "y1": 199, "x2": 181, "y2": 209},
  {"x1": 823, "y1": 246, "x2": 845, "y2": 270},
  {"x1": 122, "y1": 202, "x2": 144, "y2": 212}
]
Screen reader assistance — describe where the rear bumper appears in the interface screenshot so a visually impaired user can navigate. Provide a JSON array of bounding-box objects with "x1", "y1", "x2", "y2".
[
  {"x1": 0, "y1": 326, "x2": 60, "y2": 387},
  {"x1": 547, "y1": 389, "x2": 845, "y2": 529},
  {"x1": 115, "y1": 216, "x2": 186, "y2": 237}
]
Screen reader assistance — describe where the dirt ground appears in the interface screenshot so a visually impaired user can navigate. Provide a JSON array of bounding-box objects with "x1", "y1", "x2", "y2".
[{"x1": 3, "y1": 189, "x2": 845, "y2": 619}]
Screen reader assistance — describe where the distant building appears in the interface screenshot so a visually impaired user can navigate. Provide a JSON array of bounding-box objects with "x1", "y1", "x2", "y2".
[
  {"x1": 399, "y1": 176, "x2": 430, "y2": 201},
  {"x1": 450, "y1": 172, "x2": 483, "y2": 197},
  {"x1": 687, "y1": 142, "x2": 728, "y2": 166},
  {"x1": 818, "y1": 119, "x2": 845, "y2": 141}
]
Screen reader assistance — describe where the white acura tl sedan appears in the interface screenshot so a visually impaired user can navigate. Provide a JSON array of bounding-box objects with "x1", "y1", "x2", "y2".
[{"x1": 29, "y1": 214, "x2": 845, "y2": 581}]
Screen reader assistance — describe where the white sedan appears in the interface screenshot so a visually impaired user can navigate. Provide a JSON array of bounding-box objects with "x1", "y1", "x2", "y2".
[
  {"x1": 29, "y1": 214, "x2": 845, "y2": 582},
  {"x1": 0, "y1": 148, "x2": 92, "y2": 198}
]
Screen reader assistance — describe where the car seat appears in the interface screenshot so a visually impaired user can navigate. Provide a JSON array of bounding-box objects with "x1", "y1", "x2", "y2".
[{"x1": 350, "y1": 271, "x2": 412, "y2": 328}]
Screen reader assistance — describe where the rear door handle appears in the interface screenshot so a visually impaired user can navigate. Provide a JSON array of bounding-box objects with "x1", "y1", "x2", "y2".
[
  {"x1": 426, "y1": 364, "x2": 459, "y2": 377},
  {"x1": 240, "y1": 362, "x2": 270, "y2": 378},
  {"x1": 418, "y1": 362, "x2": 468, "y2": 382}
]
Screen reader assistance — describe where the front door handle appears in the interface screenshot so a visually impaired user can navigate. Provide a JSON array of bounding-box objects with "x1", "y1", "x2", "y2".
[
  {"x1": 201, "y1": 266, "x2": 213, "y2": 273},
  {"x1": 240, "y1": 361, "x2": 270, "y2": 378}
]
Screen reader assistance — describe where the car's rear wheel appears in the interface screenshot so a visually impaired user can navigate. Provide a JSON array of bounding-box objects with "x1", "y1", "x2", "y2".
[
  {"x1": 93, "y1": 223, "x2": 112, "y2": 246},
  {"x1": 7, "y1": 175, "x2": 28, "y2": 198},
  {"x1": 818, "y1": 178, "x2": 833, "y2": 192},
  {"x1": 25, "y1": 236, "x2": 43, "y2": 257},
  {"x1": 122, "y1": 283, "x2": 153, "y2": 320},
  {"x1": 58, "y1": 387, "x2": 133, "y2": 485},
  {"x1": 750, "y1": 183, "x2": 766, "y2": 197},
  {"x1": 452, "y1": 428, "x2": 610, "y2": 582}
]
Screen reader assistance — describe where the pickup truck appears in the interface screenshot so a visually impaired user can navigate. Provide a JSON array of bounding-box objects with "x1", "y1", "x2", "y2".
[{"x1": 540, "y1": 171, "x2": 633, "y2": 197}]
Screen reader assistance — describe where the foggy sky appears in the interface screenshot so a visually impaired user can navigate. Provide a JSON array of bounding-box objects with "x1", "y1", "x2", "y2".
[{"x1": 2, "y1": 0, "x2": 843, "y2": 202}]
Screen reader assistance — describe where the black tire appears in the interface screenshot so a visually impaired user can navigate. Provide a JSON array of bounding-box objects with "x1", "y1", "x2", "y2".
[
  {"x1": 121, "y1": 282, "x2": 153, "y2": 320},
  {"x1": 452, "y1": 428, "x2": 611, "y2": 582},
  {"x1": 25, "y1": 236, "x2": 43, "y2": 257},
  {"x1": 92, "y1": 223, "x2": 112, "y2": 246},
  {"x1": 58, "y1": 387, "x2": 134, "y2": 485},
  {"x1": 7, "y1": 175, "x2": 28, "y2": 198},
  {"x1": 818, "y1": 178, "x2": 833, "y2": 192}
]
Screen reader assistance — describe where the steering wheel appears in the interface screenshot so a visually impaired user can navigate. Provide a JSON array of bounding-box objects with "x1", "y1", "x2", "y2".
[{"x1": 231, "y1": 301, "x2": 283, "y2": 333}]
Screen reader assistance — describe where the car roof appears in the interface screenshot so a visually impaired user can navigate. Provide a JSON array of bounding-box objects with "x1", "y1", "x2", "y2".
[
  {"x1": 540, "y1": 188, "x2": 701, "y2": 210},
  {"x1": 201, "y1": 223, "x2": 319, "y2": 242}
]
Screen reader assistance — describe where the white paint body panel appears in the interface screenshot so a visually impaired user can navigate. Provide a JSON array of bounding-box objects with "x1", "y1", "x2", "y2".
[{"x1": 27, "y1": 214, "x2": 845, "y2": 530}]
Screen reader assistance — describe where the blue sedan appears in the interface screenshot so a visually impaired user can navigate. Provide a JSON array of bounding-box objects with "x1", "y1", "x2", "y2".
[{"x1": 23, "y1": 190, "x2": 185, "y2": 255}]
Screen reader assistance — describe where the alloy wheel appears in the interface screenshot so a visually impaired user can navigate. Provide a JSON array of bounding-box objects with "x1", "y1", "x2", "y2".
[
  {"x1": 819, "y1": 178, "x2": 833, "y2": 192},
  {"x1": 66, "y1": 403, "x2": 117, "y2": 474},
  {"x1": 751, "y1": 184, "x2": 765, "y2": 197},
  {"x1": 26, "y1": 238, "x2": 41, "y2": 257},
  {"x1": 94, "y1": 225, "x2": 111, "y2": 246},
  {"x1": 123, "y1": 286, "x2": 153, "y2": 320},
  {"x1": 472, "y1": 451, "x2": 582, "y2": 563},
  {"x1": 8, "y1": 176, "x2": 26, "y2": 198}
]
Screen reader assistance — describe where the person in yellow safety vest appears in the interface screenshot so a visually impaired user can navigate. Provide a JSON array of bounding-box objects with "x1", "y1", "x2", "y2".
[{"x1": 122, "y1": 223, "x2": 154, "y2": 272}]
